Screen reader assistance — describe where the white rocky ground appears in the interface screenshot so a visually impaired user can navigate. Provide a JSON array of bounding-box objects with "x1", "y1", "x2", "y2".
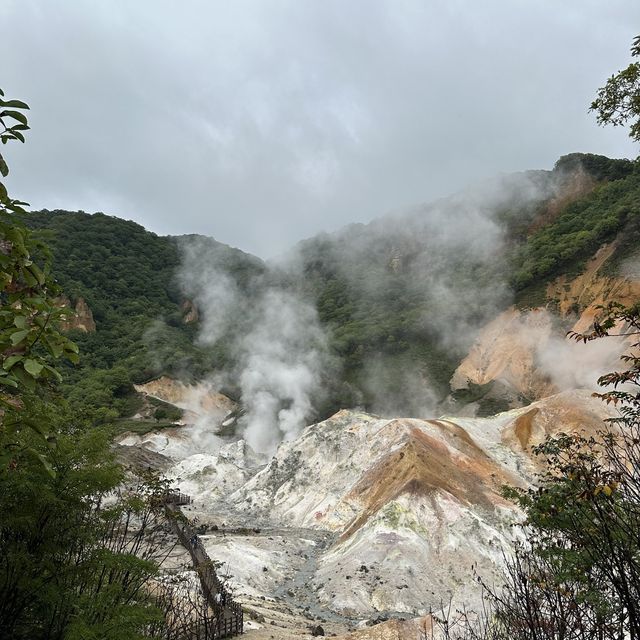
[{"x1": 118, "y1": 387, "x2": 616, "y2": 639}]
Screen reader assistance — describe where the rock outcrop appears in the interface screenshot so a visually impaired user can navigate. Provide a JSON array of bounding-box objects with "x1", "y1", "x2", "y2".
[
  {"x1": 181, "y1": 298, "x2": 199, "y2": 323},
  {"x1": 450, "y1": 307, "x2": 555, "y2": 401},
  {"x1": 335, "y1": 616, "x2": 437, "y2": 640},
  {"x1": 529, "y1": 165, "x2": 597, "y2": 233},
  {"x1": 451, "y1": 241, "x2": 640, "y2": 408},
  {"x1": 135, "y1": 376, "x2": 237, "y2": 426},
  {"x1": 121, "y1": 384, "x2": 618, "y2": 637},
  {"x1": 145, "y1": 391, "x2": 613, "y2": 620},
  {"x1": 547, "y1": 241, "x2": 640, "y2": 330},
  {"x1": 58, "y1": 296, "x2": 96, "y2": 333}
]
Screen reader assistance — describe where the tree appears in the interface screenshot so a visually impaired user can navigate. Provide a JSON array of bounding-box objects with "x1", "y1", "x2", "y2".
[
  {"x1": 0, "y1": 417, "x2": 175, "y2": 640},
  {"x1": 0, "y1": 89, "x2": 194, "y2": 639},
  {"x1": 591, "y1": 35, "x2": 640, "y2": 143},
  {"x1": 0, "y1": 89, "x2": 79, "y2": 469}
]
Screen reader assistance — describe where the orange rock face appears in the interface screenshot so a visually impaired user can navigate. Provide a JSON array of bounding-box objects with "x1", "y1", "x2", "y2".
[
  {"x1": 339, "y1": 418, "x2": 519, "y2": 543},
  {"x1": 452, "y1": 239, "x2": 640, "y2": 405},
  {"x1": 547, "y1": 241, "x2": 640, "y2": 327},
  {"x1": 134, "y1": 376, "x2": 236, "y2": 423},
  {"x1": 500, "y1": 390, "x2": 617, "y2": 458},
  {"x1": 451, "y1": 307, "x2": 555, "y2": 401}
]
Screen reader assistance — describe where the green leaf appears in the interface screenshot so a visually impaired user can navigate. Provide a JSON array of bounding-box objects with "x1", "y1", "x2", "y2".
[
  {"x1": 38, "y1": 454, "x2": 55, "y2": 477},
  {"x1": 0, "y1": 99, "x2": 29, "y2": 109},
  {"x1": 22, "y1": 268, "x2": 37, "y2": 286},
  {"x1": 13, "y1": 315, "x2": 27, "y2": 329},
  {"x1": 27, "y1": 263, "x2": 45, "y2": 285},
  {"x1": 0, "y1": 154, "x2": 8, "y2": 178},
  {"x1": 44, "y1": 337, "x2": 64, "y2": 358},
  {"x1": 23, "y1": 359, "x2": 44, "y2": 378},
  {"x1": 64, "y1": 340, "x2": 80, "y2": 354},
  {"x1": 42, "y1": 363, "x2": 62, "y2": 382},
  {"x1": 0, "y1": 375, "x2": 18, "y2": 388},
  {"x1": 9, "y1": 329, "x2": 29, "y2": 346},
  {"x1": 0, "y1": 110, "x2": 29, "y2": 126},
  {"x1": 12, "y1": 366, "x2": 35, "y2": 391},
  {"x1": 3, "y1": 354, "x2": 22, "y2": 370},
  {"x1": 25, "y1": 447, "x2": 56, "y2": 477}
]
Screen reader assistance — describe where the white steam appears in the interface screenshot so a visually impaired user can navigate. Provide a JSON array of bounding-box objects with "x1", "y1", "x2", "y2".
[
  {"x1": 178, "y1": 238, "x2": 240, "y2": 345},
  {"x1": 536, "y1": 334, "x2": 627, "y2": 392},
  {"x1": 238, "y1": 289, "x2": 326, "y2": 452},
  {"x1": 178, "y1": 239, "x2": 328, "y2": 454},
  {"x1": 172, "y1": 163, "x2": 602, "y2": 436}
]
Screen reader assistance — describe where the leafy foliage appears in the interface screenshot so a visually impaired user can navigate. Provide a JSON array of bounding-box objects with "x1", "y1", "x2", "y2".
[
  {"x1": 0, "y1": 91, "x2": 80, "y2": 466},
  {"x1": 0, "y1": 403, "x2": 177, "y2": 639},
  {"x1": 491, "y1": 303, "x2": 640, "y2": 638},
  {"x1": 0, "y1": 88, "x2": 194, "y2": 639},
  {"x1": 422, "y1": 303, "x2": 640, "y2": 639},
  {"x1": 591, "y1": 35, "x2": 640, "y2": 143}
]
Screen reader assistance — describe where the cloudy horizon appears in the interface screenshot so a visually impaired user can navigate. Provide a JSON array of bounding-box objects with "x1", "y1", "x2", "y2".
[{"x1": 1, "y1": 1, "x2": 639, "y2": 258}]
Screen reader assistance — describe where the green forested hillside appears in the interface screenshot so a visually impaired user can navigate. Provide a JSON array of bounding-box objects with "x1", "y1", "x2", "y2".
[
  {"x1": 295, "y1": 153, "x2": 640, "y2": 415},
  {"x1": 23, "y1": 153, "x2": 640, "y2": 423},
  {"x1": 512, "y1": 156, "x2": 640, "y2": 290},
  {"x1": 24, "y1": 210, "x2": 264, "y2": 420}
]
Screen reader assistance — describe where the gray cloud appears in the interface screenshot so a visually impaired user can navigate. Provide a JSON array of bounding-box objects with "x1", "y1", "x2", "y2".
[{"x1": 1, "y1": 0, "x2": 638, "y2": 257}]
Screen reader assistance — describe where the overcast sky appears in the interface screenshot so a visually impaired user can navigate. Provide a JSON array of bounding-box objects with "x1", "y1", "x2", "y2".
[{"x1": 1, "y1": 1, "x2": 639, "y2": 257}]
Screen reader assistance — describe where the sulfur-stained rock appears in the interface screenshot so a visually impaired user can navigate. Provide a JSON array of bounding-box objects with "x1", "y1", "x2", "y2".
[{"x1": 451, "y1": 307, "x2": 555, "y2": 401}]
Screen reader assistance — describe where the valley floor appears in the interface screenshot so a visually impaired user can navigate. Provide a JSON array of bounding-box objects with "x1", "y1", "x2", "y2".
[{"x1": 120, "y1": 388, "x2": 617, "y2": 639}]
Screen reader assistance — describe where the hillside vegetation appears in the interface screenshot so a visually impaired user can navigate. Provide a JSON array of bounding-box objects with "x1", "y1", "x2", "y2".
[
  {"x1": 296, "y1": 153, "x2": 640, "y2": 415},
  {"x1": 24, "y1": 210, "x2": 264, "y2": 422},
  {"x1": 23, "y1": 153, "x2": 640, "y2": 423},
  {"x1": 512, "y1": 155, "x2": 639, "y2": 291}
]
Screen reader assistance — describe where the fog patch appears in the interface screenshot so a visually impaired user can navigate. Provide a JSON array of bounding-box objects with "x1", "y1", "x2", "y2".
[
  {"x1": 362, "y1": 355, "x2": 438, "y2": 418},
  {"x1": 174, "y1": 168, "x2": 571, "y2": 428},
  {"x1": 178, "y1": 237, "x2": 242, "y2": 345},
  {"x1": 288, "y1": 170, "x2": 553, "y2": 417}
]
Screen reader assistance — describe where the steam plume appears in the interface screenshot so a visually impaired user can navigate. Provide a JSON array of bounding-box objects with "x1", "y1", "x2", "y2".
[{"x1": 178, "y1": 238, "x2": 328, "y2": 454}]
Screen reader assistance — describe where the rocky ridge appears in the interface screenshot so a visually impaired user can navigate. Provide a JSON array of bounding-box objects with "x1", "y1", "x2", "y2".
[{"x1": 121, "y1": 388, "x2": 616, "y2": 638}]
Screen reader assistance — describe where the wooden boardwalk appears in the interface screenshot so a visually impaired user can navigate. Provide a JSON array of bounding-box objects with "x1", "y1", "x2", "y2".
[{"x1": 164, "y1": 493, "x2": 243, "y2": 638}]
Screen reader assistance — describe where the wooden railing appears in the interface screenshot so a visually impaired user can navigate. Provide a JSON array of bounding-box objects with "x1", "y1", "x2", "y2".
[
  {"x1": 164, "y1": 493, "x2": 243, "y2": 637},
  {"x1": 163, "y1": 490, "x2": 192, "y2": 506},
  {"x1": 178, "y1": 614, "x2": 243, "y2": 639}
]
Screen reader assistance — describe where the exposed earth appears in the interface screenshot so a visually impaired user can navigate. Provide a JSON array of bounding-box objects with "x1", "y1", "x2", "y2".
[{"x1": 118, "y1": 383, "x2": 616, "y2": 639}]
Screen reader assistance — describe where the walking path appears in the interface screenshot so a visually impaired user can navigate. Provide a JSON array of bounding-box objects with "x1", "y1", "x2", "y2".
[{"x1": 164, "y1": 492, "x2": 244, "y2": 637}]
